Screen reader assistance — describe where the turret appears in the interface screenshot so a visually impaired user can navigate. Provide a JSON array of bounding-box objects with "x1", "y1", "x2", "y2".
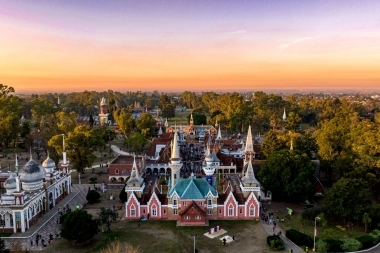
[{"x1": 170, "y1": 131, "x2": 182, "y2": 186}]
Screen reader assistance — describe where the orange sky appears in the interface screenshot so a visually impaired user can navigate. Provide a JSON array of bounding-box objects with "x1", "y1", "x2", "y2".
[{"x1": 1, "y1": 1, "x2": 380, "y2": 93}]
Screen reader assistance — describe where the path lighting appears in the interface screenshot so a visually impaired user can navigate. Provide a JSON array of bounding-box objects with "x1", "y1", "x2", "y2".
[
  {"x1": 191, "y1": 234, "x2": 197, "y2": 253},
  {"x1": 313, "y1": 216, "x2": 321, "y2": 251}
]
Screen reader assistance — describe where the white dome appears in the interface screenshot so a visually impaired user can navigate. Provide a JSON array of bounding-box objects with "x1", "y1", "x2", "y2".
[
  {"x1": 3, "y1": 174, "x2": 16, "y2": 189},
  {"x1": 42, "y1": 157, "x2": 55, "y2": 169},
  {"x1": 20, "y1": 159, "x2": 46, "y2": 183}
]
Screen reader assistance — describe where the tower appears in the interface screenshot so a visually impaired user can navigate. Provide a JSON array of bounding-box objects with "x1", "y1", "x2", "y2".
[
  {"x1": 170, "y1": 131, "x2": 182, "y2": 187},
  {"x1": 61, "y1": 134, "x2": 69, "y2": 174},
  {"x1": 99, "y1": 97, "x2": 109, "y2": 125},
  {"x1": 244, "y1": 125, "x2": 255, "y2": 165},
  {"x1": 203, "y1": 149, "x2": 215, "y2": 186}
]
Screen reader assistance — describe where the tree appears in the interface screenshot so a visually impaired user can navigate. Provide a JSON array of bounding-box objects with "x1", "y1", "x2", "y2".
[
  {"x1": 261, "y1": 130, "x2": 286, "y2": 159},
  {"x1": 258, "y1": 149, "x2": 315, "y2": 202},
  {"x1": 86, "y1": 190, "x2": 101, "y2": 203},
  {"x1": 61, "y1": 209, "x2": 98, "y2": 243},
  {"x1": 136, "y1": 113, "x2": 156, "y2": 138},
  {"x1": 362, "y1": 213, "x2": 372, "y2": 233},
  {"x1": 113, "y1": 108, "x2": 135, "y2": 137},
  {"x1": 98, "y1": 207, "x2": 118, "y2": 232},
  {"x1": 125, "y1": 132, "x2": 146, "y2": 154},
  {"x1": 324, "y1": 177, "x2": 370, "y2": 222}
]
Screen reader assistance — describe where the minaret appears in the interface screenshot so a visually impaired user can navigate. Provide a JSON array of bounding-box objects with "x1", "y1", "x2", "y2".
[
  {"x1": 244, "y1": 125, "x2": 255, "y2": 165},
  {"x1": 15, "y1": 154, "x2": 20, "y2": 192},
  {"x1": 190, "y1": 112, "x2": 194, "y2": 126},
  {"x1": 99, "y1": 97, "x2": 109, "y2": 125},
  {"x1": 170, "y1": 131, "x2": 182, "y2": 186},
  {"x1": 283, "y1": 108, "x2": 287, "y2": 122},
  {"x1": 61, "y1": 134, "x2": 69, "y2": 174}
]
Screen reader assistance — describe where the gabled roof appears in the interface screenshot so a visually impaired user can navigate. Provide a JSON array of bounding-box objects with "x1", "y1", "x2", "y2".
[
  {"x1": 168, "y1": 177, "x2": 217, "y2": 200},
  {"x1": 179, "y1": 201, "x2": 206, "y2": 216}
]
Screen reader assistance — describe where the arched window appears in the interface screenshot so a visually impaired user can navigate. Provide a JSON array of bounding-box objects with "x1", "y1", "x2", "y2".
[
  {"x1": 130, "y1": 205, "x2": 136, "y2": 217},
  {"x1": 173, "y1": 196, "x2": 177, "y2": 206},
  {"x1": 152, "y1": 205, "x2": 157, "y2": 216},
  {"x1": 249, "y1": 205, "x2": 255, "y2": 216},
  {"x1": 115, "y1": 169, "x2": 119, "y2": 174},
  {"x1": 228, "y1": 204, "x2": 234, "y2": 216}
]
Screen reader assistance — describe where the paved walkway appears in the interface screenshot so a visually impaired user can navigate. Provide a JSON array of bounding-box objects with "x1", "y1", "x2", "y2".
[
  {"x1": 260, "y1": 212, "x2": 303, "y2": 253},
  {"x1": 110, "y1": 145, "x2": 130, "y2": 155},
  {"x1": 1, "y1": 184, "x2": 89, "y2": 251}
]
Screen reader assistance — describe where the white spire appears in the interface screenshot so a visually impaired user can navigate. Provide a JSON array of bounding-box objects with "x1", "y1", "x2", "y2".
[
  {"x1": 171, "y1": 131, "x2": 180, "y2": 159},
  {"x1": 190, "y1": 112, "x2": 194, "y2": 125},
  {"x1": 290, "y1": 138, "x2": 294, "y2": 151},
  {"x1": 242, "y1": 156, "x2": 259, "y2": 186},
  {"x1": 15, "y1": 153, "x2": 19, "y2": 175},
  {"x1": 158, "y1": 126, "x2": 163, "y2": 136},
  {"x1": 216, "y1": 125, "x2": 222, "y2": 140},
  {"x1": 283, "y1": 107, "x2": 287, "y2": 121},
  {"x1": 126, "y1": 155, "x2": 143, "y2": 186},
  {"x1": 215, "y1": 120, "x2": 218, "y2": 127},
  {"x1": 244, "y1": 125, "x2": 254, "y2": 153},
  {"x1": 57, "y1": 96, "x2": 60, "y2": 105}
]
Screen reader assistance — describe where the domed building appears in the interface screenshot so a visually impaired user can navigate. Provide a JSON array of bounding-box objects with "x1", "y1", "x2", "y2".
[
  {"x1": 19, "y1": 158, "x2": 46, "y2": 192},
  {"x1": 0, "y1": 154, "x2": 72, "y2": 233}
]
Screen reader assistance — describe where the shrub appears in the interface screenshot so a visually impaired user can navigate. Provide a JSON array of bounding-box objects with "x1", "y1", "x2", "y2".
[
  {"x1": 267, "y1": 235, "x2": 285, "y2": 251},
  {"x1": 86, "y1": 190, "x2": 101, "y2": 203},
  {"x1": 89, "y1": 177, "x2": 97, "y2": 184},
  {"x1": 323, "y1": 238, "x2": 342, "y2": 252},
  {"x1": 341, "y1": 239, "x2": 362, "y2": 252},
  {"x1": 159, "y1": 179, "x2": 166, "y2": 185},
  {"x1": 356, "y1": 235, "x2": 375, "y2": 249},
  {"x1": 369, "y1": 229, "x2": 380, "y2": 245},
  {"x1": 286, "y1": 229, "x2": 313, "y2": 247},
  {"x1": 119, "y1": 185, "x2": 128, "y2": 202},
  {"x1": 316, "y1": 239, "x2": 328, "y2": 253}
]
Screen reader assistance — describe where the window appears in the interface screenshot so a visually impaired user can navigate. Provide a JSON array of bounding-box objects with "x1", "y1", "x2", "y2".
[
  {"x1": 240, "y1": 208, "x2": 242, "y2": 214},
  {"x1": 228, "y1": 206, "x2": 234, "y2": 216},
  {"x1": 152, "y1": 207, "x2": 157, "y2": 216},
  {"x1": 130, "y1": 209, "x2": 136, "y2": 217},
  {"x1": 219, "y1": 209, "x2": 222, "y2": 214},
  {"x1": 173, "y1": 208, "x2": 178, "y2": 215},
  {"x1": 195, "y1": 216, "x2": 201, "y2": 220},
  {"x1": 164, "y1": 209, "x2": 166, "y2": 214},
  {"x1": 207, "y1": 197, "x2": 212, "y2": 206},
  {"x1": 115, "y1": 169, "x2": 119, "y2": 174},
  {"x1": 199, "y1": 202, "x2": 203, "y2": 206},
  {"x1": 173, "y1": 197, "x2": 177, "y2": 206},
  {"x1": 143, "y1": 209, "x2": 146, "y2": 214},
  {"x1": 207, "y1": 209, "x2": 212, "y2": 215},
  {"x1": 185, "y1": 216, "x2": 190, "y2": 220},
  {"x1": 183, "y1": 202, "x2": 186, "y2": 206},
  {"x1": 250, "y1": 206, "x2": 255, "y2": 216}
]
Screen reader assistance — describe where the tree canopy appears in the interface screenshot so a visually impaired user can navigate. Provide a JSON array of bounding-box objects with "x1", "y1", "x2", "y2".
[{"x1": 60, "y1": 209, "x2": 98, "y2": 243}]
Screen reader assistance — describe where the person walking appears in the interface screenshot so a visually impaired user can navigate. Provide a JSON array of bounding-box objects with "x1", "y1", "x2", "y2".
[{"x1": 30, "y1": 237, "x2": 33, "y2": 246}]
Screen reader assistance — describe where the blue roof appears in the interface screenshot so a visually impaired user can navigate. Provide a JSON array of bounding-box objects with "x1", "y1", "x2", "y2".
[{"x1": 168, "y1": 177, "x2": 218, "y2": 200}]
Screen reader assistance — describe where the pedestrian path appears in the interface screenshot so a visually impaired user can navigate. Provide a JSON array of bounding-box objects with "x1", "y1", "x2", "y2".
[
  {"x1": 260, "y1": 214, "x2": 303, "y2": 253},
  {"x1": 2, "y1": 184, "x2": 90, "y2": 251}
]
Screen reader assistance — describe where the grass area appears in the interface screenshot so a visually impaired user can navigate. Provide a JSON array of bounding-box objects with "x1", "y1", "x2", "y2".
[
  {"x1": 48, "y1": 219, "x2": 276, "y2": 253},
  {"x1": 277, "y1": 210, "x2": 367, "y2": 240},
  {"x1": 168, "y1": 110, "x2": 192, "y2": 125}
]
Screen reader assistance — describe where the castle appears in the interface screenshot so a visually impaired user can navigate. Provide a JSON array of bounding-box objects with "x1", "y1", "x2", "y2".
[{"x1": 124, "y1": 124, "x2": 269, "y2": 225}]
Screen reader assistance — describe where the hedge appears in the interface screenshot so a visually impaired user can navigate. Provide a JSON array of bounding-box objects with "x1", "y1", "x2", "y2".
[
  {"x1": 267, "y1": 235, "x2": 285, "y2": 251},
  {"x1": 286, "y1": 229, "x2": 313, "y2": 247}
]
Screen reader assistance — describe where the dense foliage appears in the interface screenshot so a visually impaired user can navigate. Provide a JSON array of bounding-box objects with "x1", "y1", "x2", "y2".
[
  {"x1": 60, "y1": 209, "x2": 98, "y2": 243},
  {"x1": 266, "y1": 236, "x2": 285, "y2": 251},
  {"x1": 258, "y1": 149, "x2": 316, "y2": 202},
  {"x1": 86, "y1": 190, "x2": 101, "y2": 203}
]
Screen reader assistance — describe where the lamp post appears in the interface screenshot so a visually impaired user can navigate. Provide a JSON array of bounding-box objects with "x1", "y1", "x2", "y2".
[
  {"x1": 191, "y1": 234, "x2": 197, "y2": 253},
  {"x1": 313, "y1": 216, "x2": 321, "y2": 251}
]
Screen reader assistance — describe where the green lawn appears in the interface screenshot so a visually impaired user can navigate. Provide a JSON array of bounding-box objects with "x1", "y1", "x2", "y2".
[{"x1": 277, "y1": 210, "x2": 368, "y2": 240}]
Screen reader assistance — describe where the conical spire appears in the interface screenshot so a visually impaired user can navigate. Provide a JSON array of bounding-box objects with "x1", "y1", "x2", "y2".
[
  {"x1": 158, "y1": 126, "x2": 163, "y2": 136},
  {"x1": 15, "y1": 153, "x2": 19, "y2": 176},
  {"x1": 283, "y1": 107, "x2": 287, "y2": 121},
  {"x1": 165, "y1": 118, "x2": 168, "y2": 128},
  {"x1": 190, "y1": 112, "x2": 194, "y2": 125},
  {"x1": 216, "y1": 125, "x2": 222, "y2": 140},
  {"x1": 126, "y1": 155, "x2": 143, "y2": 185},
  {"x1": 171, "y1": 131, "x2": 180, "y2": 159},
  {"x1": 244, "y1": 125, "x2": 254, "y2": 153},
  {"x1": 242, "y1": 156, "x2": 259, "y2": 186}
]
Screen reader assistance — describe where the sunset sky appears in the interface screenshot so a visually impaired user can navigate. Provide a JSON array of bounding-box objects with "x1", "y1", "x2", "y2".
[{"x1": 1, "y1": 0, "x2": 380, "y2": 93}]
